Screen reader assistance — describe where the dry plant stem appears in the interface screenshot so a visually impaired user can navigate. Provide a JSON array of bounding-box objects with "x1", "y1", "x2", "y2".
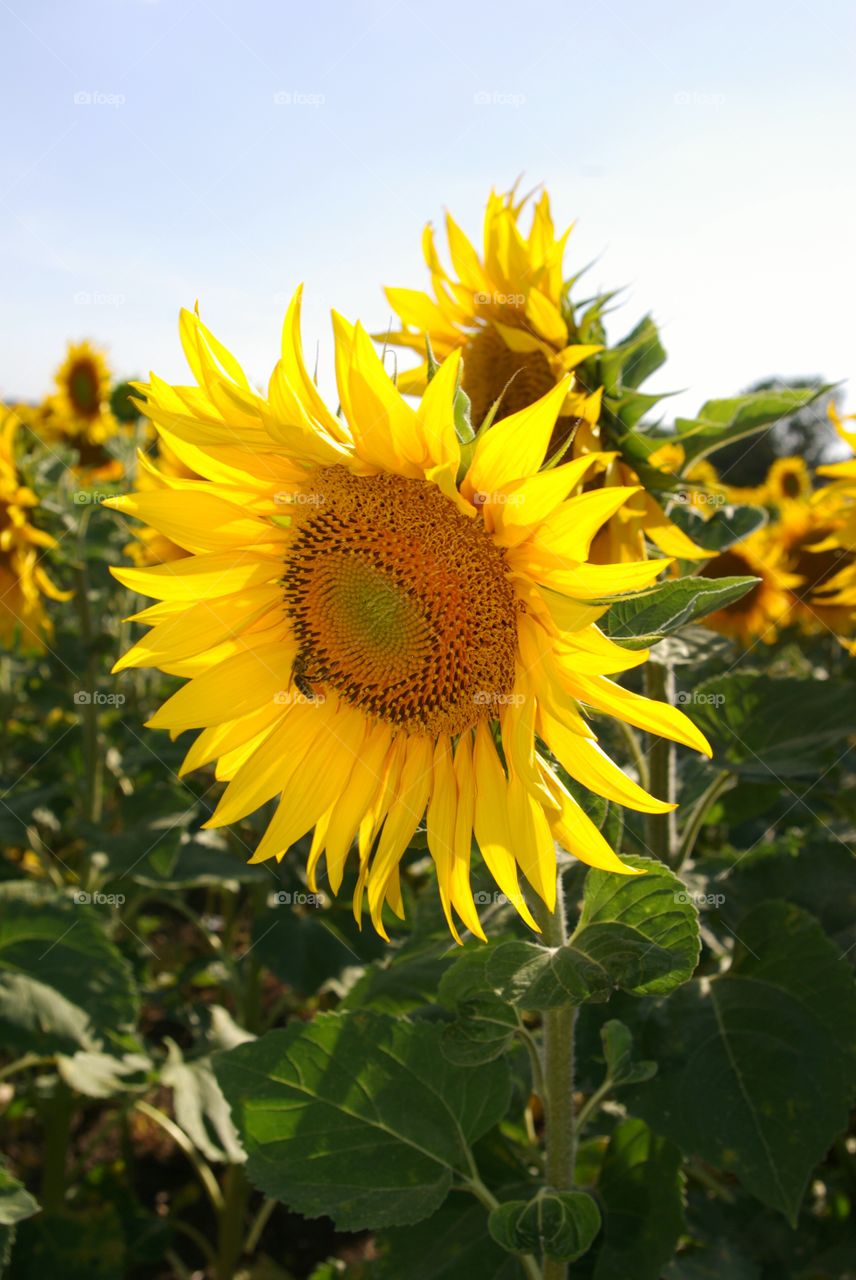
[
  {"x1": 644, "y1": 660, "x2": 678, "y2": 863},
  {"x1": 532, "y1": 875, "x2": 577, "y2": 1280}
]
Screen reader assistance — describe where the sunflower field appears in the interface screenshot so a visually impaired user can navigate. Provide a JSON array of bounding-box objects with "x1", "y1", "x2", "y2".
[{"x1": 1, "y1": 188, "x2": 855, "y2": 1280}]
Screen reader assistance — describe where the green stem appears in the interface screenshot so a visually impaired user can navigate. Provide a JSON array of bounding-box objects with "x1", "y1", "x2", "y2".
[
  {"x1": 676, "y1": 770, "x2": 732, "y2": 868},
  {"x1": 0, "y1": 1053, "x2": 53, "y2": 1082},
  {"x1": 74, "y1": 507, "x2": 103, "y2": 826},
  {"x1": 134, "y1": 1101, "x2": 224, "y2": 1213},
  {"x1": 616, "y1": 719, "x2": 650, "y2": 793},
  {"x1": 40, "y1": 1081, "x2": 74, "y2": 1212},
  {"x1": 243, "y1": 1195, "x2": 277, "y2": 1256},
  {"x1": 574, "y1": 1078, "x2": 614, "y2": 1135},
  {"x1": 532, "y1": 877, "x2": 576, "y2": 1280},
  {"x1": 216, "y1": 1163, "x2": 250, "y2": 1280},
  {"x1": 644, "y1": 660, "x2": 677, "y2": 864}
]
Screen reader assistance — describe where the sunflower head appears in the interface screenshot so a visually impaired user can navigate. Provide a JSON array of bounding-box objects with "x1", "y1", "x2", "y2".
[
  {"x1": 700, "y1": 535, "x2": 796, "y2": 646},
  {"x1": 106, "y1": 290, "x2": 710, "y2": 941},
  {"x1": 54, "y1": 341, "x2": 111, "y2": 424},
  {"x1": 0, "y1": 406, "x2": 69, "y2": 649}
]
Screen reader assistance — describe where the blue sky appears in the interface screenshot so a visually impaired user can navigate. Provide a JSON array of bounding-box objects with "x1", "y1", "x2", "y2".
[{"x1": 1, "y1": 0, "x2": 853, "y2": 419}]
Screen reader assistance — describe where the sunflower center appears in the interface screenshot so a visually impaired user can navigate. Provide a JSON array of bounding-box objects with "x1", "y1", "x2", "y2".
[
  {"x1": 703, "y1": 549, "x2": 764, "y2": 614},
  {"x1": 462, "y1": 326, "x2": 557, "y2": 430},
  {"x1": 68, "y1": 359, "x2": 101, "y2": 418},
  {"x1": 281, "y1": 467, "x2": 519, "y2": 736}
]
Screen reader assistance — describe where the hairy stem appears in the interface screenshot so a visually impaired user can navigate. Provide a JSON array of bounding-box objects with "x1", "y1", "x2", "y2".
[{"x1": 532, "y1": 877, "x2": 577, "y2": 1280}]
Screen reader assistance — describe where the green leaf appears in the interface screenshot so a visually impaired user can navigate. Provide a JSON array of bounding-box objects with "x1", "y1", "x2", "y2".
[
  {"x1": 674, "y1": 384, "x2": 833, "y2": 465},
  {"x1": 340, "y1": 947, "x2": 452, "y2": 1015},
  {"x1": 489, "y1": 858, "x2": 700, "y2": 1009},
  {"x1": 162, "y1": 1037, "x2": 248, "y2": 1163},
  {"x1": 667, "y1": 502, "x2": 767, "y2": 553},
  {"x1": 438, "y1": 947, "x2": 518, "y2": 1065},
  {"x1": 628, "y1": 902, "x2": 856, "y2": 1222},
  {"x1": 0, "y1": 883, "x2": 138, "y2": 1055},
  {"x1": 687, "y1": 673, "x2": 856, "y2": 778},
  {"x1": 599, "y1": 317, "x2": 666, "y2": 397},
  {"x1": 605, "y1": 576, "x2": 760, "y2": 649},
  {"x1": 55, "y1": 1050, "x2": 150, "y2": 1099},
  {"x1": 214, "y1": 1011, "x2": 512, "y2": 1230},
  {"x1": 251, "y1": 909, "x2": 362, "y2": 999},
  {"x1": 593, "y1": 1118, "x2": 684, "y2": 1280},
  {"x1": 489, "y1": 1190, "x2": 601, "y2": 1262},
  {"x1": 600, "y1": 1020, "x2": 657, "y2": 1087},
  {"x1": 0, "y1": 1162, "x2": 39, "y2": 1227}
]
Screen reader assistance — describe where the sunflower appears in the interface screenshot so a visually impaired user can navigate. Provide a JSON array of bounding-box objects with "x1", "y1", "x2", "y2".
[
  {"x1": 382, "y1": 186, "x2": 710, "y2": 564},
  {"x1": 772, "y1": 489, "x2": 856, "y2": 642},
  {"x1": 0, "y1": 406, "x2": 70, "y2": 649},
  {"x1": 106, "y1": 292, "x2": 710, "y2": 940},
  {"x1": 29, "y1": 341, "x2": 124, "y2": 481},
  {"x1": 699, "y1": 534, "x2": 797, "y2": 646}
]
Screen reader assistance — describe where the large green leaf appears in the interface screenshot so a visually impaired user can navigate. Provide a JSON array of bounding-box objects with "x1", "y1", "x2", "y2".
[
  {"x1": 438, "y1": 946, "x2": 518, "y2": 1065},
  {"x1": 673, "y1": 384, "x2": 833, "y2": 464},
  {"x1": 605, "y1": 577, "x2": 759, "y2": 650},
  {"x1": 0, "y1": 883, "x2": 138, "y2": 1054},
  {"x1": 593, "y1": 1119, "x2": 684, "y2": 1280},
  {"x1": 628, "y1": 902, "x2": 856, "y2": 1222},
  {"x1": 489, "y1": 858, "x2": 700, "y2": 1009},
  {"x1": 214, "y1": 1011, "x2": 512, "y2": 1230},
  {"x1": 687, "y1": 674, "x2": 856, "y2": 778}
]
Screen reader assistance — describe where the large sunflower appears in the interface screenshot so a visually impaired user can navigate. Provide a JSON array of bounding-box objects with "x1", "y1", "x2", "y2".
[
  {"x1": 124, "y1": 439, "x2": 198, "y2": 566},
  {"x1": 382, "y1": 186, "x2": 710, "y2": 564},
  {"x1": 0, "y1": 407, "x2": 69, "y2": 649},
  {"x1": 106, "y1": 292, "x2": 710, "y2": 940}
]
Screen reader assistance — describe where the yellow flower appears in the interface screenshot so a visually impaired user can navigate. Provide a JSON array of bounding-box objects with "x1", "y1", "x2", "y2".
[
  {"x1": 699, "y1": 534, "x2": 797, "y2": 646},
  {"x1": 0, "y1": 407, "x2": 70, "y2": 649},
  {"x1": 773, "y1": 491, "x2": 856, "y2": 642},
  {"x1": 106, "y1": 292, "x2": 710, "y2": 940},
  {"x1": 383, "y1": 186, "x2": 710, "y2": 564},
  {"x1": 29, "y1": 341, "x2": 124, "y2": 482}
]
